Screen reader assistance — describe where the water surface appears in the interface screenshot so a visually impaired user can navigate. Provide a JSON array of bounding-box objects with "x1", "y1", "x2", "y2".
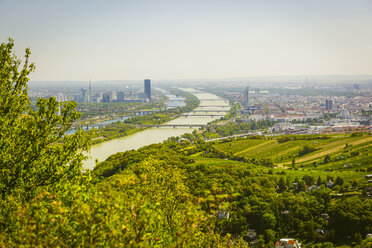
[{"x1": 84, "y1": 92, "x2": 229, "y2": 169}]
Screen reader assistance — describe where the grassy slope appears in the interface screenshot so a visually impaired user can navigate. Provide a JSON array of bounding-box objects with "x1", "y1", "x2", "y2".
[
  {"x1": 189, "y1": 156, "x2": 369, "y2": 186},
  {"x1": 214, "y1": 135, "x2": 372, "y2": 165},
  {"x1": 215, "y1": 139, "x2": 268, "y2": 155},
  {"x1": 213, "y1": 134, "x2": 372, "y2": 183},
  {"x1": 295, "y1": 136, "x2": 372, "y2": 164}
]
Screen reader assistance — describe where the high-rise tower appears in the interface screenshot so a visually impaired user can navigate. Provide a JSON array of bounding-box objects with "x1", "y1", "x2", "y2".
[
  {"x1": 144, "y1": 79, "x2": 151, "y2": 100},
  {"x1": 243, "y1": 86, "x2": 249, "y2": 108},
  {"x1": 89, "y1": 79, "x2": 92, "y2": 102},
  {"x1": 80, "y1": 88, "x2": 87, "y2": 102},
  {"x1": 325, "y1": 99, "x2": 333, "y2": 110},
  {"x1": 117, "y1": 91, "x2": 125, "y2": 102}
]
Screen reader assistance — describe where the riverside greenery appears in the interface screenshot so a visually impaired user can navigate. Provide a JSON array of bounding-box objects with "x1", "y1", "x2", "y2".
[
  {"x1": 0, "y1": 39, "x2": 234, "y2": 247},
  {"x1": 1, "y1": 39, "x2": 371, "y2": 247},
  {"x1": 86, "y1": 88, "x2": 200, "y2": 145}
]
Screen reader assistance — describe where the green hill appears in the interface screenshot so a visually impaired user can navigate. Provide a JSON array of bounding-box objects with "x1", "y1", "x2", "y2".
[
  {"x1": 214, "y1": 134, "x2": 372, "y2": 169},
  {"x1": 88, "y1": 133, "x2": 372, "y2": 247}
]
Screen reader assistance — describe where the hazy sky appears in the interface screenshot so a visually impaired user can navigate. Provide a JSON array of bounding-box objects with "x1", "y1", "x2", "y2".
[{"x1": 1, "y1": 0, "x2": 371, "y2": 81}]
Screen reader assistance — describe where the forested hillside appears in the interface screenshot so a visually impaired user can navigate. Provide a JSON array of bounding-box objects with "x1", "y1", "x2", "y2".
[
  {"x1": 91, "y1": 138, "x2": 372, "y2": 247},
  {"x1": 1, "y1": 39, "x2": 371, "y2": 247}
]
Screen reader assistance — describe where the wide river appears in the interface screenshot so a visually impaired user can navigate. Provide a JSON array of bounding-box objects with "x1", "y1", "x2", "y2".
[{"x1": 84, "y1": 90, "x2": 229, "y2": 170}]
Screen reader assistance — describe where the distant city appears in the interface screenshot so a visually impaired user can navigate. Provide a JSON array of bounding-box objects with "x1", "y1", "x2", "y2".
[
  {"x1": 77, "y1": 79, "x2": 152, "y2": 103},
  {"x1": 27, "y1": 78, "x2": 372, "y2": 136},
  {"x1": 32, "y1": 79, "x2": 153, "y2": 104},
  {"x1": 201, "y1": 82, "x2": 369, "y2": 135},
  {"x1": 3, "y1": 0, "x2": 372, "y2": 246}
]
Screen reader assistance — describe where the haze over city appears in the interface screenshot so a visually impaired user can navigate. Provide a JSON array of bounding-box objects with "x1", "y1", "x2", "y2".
[
  {"x1": 2, "y1": 0, "x2": 372, "y2": 247},
  {"x1": 1, "y1": 0, "x2": 372, "y2": 81}
]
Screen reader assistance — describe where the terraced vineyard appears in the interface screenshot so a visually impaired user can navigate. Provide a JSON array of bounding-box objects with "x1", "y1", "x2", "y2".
[
  {"x1": 214, "y1": 138, "x2": 268, "y2": 155},
  {"x1": 214, "y1": 133, "x2": 372, "y2": 170}
]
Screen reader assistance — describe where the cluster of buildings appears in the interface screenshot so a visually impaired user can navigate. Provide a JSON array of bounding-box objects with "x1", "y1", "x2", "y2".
[
  {"x1": 30, "y1": 79, "x2": 154, "y2": 105},
  {"x1": 76, "y1": 79, "x2": 152, "y2": 103},
  {"x1": 230, "y1": 86, "x2": 372, "y2": 134}
]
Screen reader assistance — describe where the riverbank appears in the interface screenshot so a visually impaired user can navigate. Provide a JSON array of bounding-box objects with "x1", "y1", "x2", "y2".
[
  {"x1": 83, "y1": 91, "x2": 229, "y2": 169},
  {"x1": 84, "y1": 89, "x2": 200, "y2": 145},
  {"x1": 76, "y1": 92, "x2": 169, "y2": 121}
]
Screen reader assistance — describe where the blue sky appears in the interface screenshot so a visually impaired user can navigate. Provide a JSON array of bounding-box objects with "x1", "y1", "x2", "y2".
[{"x1": 1, "y1": 0, "x2": 371, "y2": 81}]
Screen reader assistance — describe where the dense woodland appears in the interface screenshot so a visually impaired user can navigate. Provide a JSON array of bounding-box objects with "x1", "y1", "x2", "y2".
[
  {"x1": 1, "y1": 40, "x2": 371, "y2": 247},
  {"x1": 94, "y1": 140, "x2": 372, "y2": 247}
]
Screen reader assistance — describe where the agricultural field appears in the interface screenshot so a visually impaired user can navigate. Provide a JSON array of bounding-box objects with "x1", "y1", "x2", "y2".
[
  {"x1": 213, "y1": 138, "x2": 268, "y2": 155},
  {"x1": 214, "y1": 134, "x2": 372, "y2": 168},
  {"x1": 191, "y1": 152, "x2": 369, "y2": 187}
]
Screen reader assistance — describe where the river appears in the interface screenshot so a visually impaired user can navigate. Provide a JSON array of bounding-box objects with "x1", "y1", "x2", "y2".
[{"x1": 83, "y1": 90, "x2": 229, "y2": 170}]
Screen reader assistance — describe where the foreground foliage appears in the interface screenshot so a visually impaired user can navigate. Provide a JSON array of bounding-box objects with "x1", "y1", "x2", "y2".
[
  {"x1": 2, "y1": 157, "x2": 237, "y2": 247},
  {"x1": 0, "y1": 39, "x2": 90, "y2": 201},
  {"x1": 0, "y1": 39, "x2": 240, "y2": 247},
  {"x1": 1, "y1": 40, "x2": 371, "y2": 247}
]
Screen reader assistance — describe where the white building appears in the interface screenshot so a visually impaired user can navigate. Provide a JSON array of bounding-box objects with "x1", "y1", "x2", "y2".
[{"x1": 275, "y1": 238, "x2": 301, "y2": 248}]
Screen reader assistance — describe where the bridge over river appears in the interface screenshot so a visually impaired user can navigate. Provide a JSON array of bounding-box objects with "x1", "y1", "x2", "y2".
[
  {"x1": 170, "y1": 99, "x2": 229, "y2": 102},
  {"x1": 137, "y1": 124, "x2": 229, "y2": 128},
  {"x1": 191, "y1": 109, "x2": 229, "y2": 113},
  {"x1": 139, "y1": 124, "x2": 210, "y2": 128},
  {"x1": 180, "y1": 113, "x2": 226, "y2": 117},
  {"x1": 83, "y1": 91, "x2": 231, "y2": 169},
  {"x1": 198, "y1": 105, "x2": 230, "y2": 108}
]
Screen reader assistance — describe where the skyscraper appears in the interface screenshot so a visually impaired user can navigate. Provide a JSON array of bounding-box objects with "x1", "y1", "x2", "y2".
[
  {"x1": 102, "y1": 93, "x2": 110, "y2": 103},
  {"x1": 144, "y1": 79, "x2": 151, "y2": 100},
  {"x1": 325, "y1": 100, "x2": 333, "y2": 110},
  {"x1": 117, "y1": 91, "x2": 125, "y2": 102},
  {"x1": 110, "y1": 91, "x2": 117, "y2": 101},
  {"x1": 80, "y1": 88, "x2": 87, "y2": 102},
  {"x1": 89, "y1": 80, "x2": 92, "y2": 102},
  {"x1": 243, "y1": 86, "x2": 249, "y2": 108}
]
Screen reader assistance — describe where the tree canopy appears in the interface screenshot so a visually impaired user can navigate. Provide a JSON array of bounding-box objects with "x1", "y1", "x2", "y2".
[
  {"x1": 0, "y1": 38, "x2": 90, "y2": 200},
  {"x1": 1, "y1": 39, "x2": 371, "y2": 247}
]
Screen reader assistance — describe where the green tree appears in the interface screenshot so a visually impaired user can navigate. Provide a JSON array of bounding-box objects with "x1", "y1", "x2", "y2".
[
  {"x1": 302, "y1": 175, "x2": 315, "y2": 186},
  {"x1": 335, "y1": 176, "x2": 344, "y2": 186},
  {"x1": 329, "y1": 197, "x2": 372, "y2": 242},
  {"x1": 264, "y1": 229, "x2": 277, "y2": 244},
  {"x1": 278, "y1": 177, "x2": 286, "y2": 192},
  {"x1": 297, "y1": 180, "x2": 306, "y2": 192},
  {"x1": 317, "y1": 176, "x2": 322, "y2": 186},
  {"x1": 304, "y1": 221, "x2": 317, "y2": 242},
  {"x1": 353, "y1": 232, "x2": 362, "y2": 244},
  {"x1": 298, "y1": 145, "x2": 316, "y2": 157},
  {"x1": 0, "y1": 39, "x2": 90, "y2": 200},
  {"x1": 260, "y1": 213, "x2": 276, "y2": 230},
  {"x1": 324, "y1": 154, "x2": 331, "y2": 163}
]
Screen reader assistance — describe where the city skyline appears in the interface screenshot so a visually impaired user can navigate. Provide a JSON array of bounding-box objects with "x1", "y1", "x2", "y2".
[{"x1": 1, "y1": 0, "x2": 372, "y2": 81}]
